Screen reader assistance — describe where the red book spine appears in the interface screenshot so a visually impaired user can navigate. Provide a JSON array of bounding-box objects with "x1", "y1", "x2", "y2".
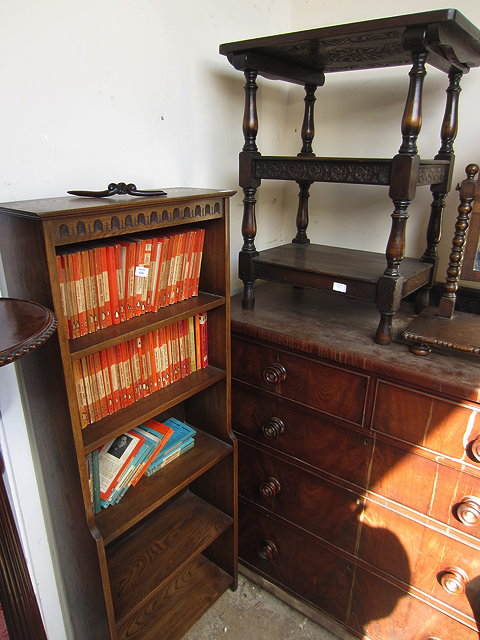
[
  {"x1": 93, "y1": 247, "x2": 107, "y2": 329},
  {"x1": 93, "y1": 351, "x2": 109, "y2": 419},
  {"x1": 172, "y1": 232, "x2": 186, "y2": 304},
  {"x1": 157, "y1": 327, "x2": 171, "y2": 387},
  {"x1": 122, "y1": 343, "x2": 134, "y2": 406},
  {"x1": 64, "y1": 252, "x2": 80, "y2": 339},
  {"x1": 151, "y1": 330, "x2": 162, "y2": 389},
  {"x1": 130, "y1": 239, "x2": 142, "y2": 317},
  {"x1": 137, "y1": 334, "x2": 151, "y2": 396},
  {"x1": 101, "y1": 245, "x2": 113, "y2": 327},
  {"x1": 99, "y1": 350, "x2": 114, "y2": 415},
  {"x1": 195, "y1": 313, "x2": 208, "y2": 369},
  {"x1": 179, "y1": 231, "x2": 194, "y2": 302},
  {"x1": 56, "y1": 254, "x2": 71, "y2": 338},
  {"x1": 157, "y1": 236, "x2": 171, "y2": 308},
  {"x1": 112, "y1": 344, "x2": 126, "y2": 409},
  {"x1": 126, "y1": 241, "x2": 136, "y2": 320},
  {"x1": 127, "y1": 339, "x2": 144, "y2": 401},
  {"x1": 185, "y1": 230, "x2": 199, "y2": 300},
  {"x1": 165, "y1": 233, "x2": 179, "y2": 306},
  {"x1": 192, "y1": 228, "x2": 205, "y2": 297},
  {"x1": 187, "y1": 315, "x2": 197, "y2": 373},
  {"x1": 106, "y1": 244, "x2": 120, "y2": 325},
  {"x1": 139, "y1": 238, "x2": 153, "y2": 315},
  {"x1": 178, "y1": 319, "x2": 188, "y2": 378},
  {"x1": 80, "y1": 250, "x2": 94, "y2": 334},
  {"x1": 116, "y1": 243, "x2": 127, "y2": 324},
  {"x1": 85, "y1": 355, "x2": 102, "y2": 422},
  {"x1": 145, "y1": 237, "x2": 159, "y2": 313},
  {"x1": 72, "y1": 251, "x2": 88, "y2": 337},
  {"x1": 150, "y1": 237, "x2": 164, "y2": 312},
  {"x1": 106, "y1": 347, "x2": 121, "y2": 413},
  {"x1": 169, "y1": 322, "x2": 181, "y2": 382},
  {"x1": 72, "y1": 359, "x2": 89, "y2": 427},
  {"x1": 87, "y1": 249, "x2": 101, "y2": 332},
  {"x1": 80, "y1": 357, "x2": 95, "y2": 424}
]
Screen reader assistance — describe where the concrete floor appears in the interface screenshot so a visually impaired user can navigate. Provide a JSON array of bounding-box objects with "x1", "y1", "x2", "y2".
[{"x1": 182, "y1": 573, "x2": 343, "y2": 640}]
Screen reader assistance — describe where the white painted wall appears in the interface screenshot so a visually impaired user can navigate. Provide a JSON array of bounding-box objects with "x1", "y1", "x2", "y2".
[
  {"x1": 0, "y1": 1, "x2": 292, "y2": 638},
  {"x1": 0, "y1": 1, "x2": 479, "y2": 638}
]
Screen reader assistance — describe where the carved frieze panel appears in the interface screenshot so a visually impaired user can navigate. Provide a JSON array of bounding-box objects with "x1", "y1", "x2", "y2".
[
  {"x1": 253, "y1": 158, "x2": 392, "y2": 185},
  {"x1": 416, "y1": 165, "x2": 448, "y2": 186},
  {"x1": 50, "y1": 199, "x2": 223, "y2": 245}
]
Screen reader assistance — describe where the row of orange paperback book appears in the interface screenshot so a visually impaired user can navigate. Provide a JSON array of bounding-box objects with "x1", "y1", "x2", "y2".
[
  {"x1": 56, "y1": 227, "x2": 206, "y2": 339},
  {"x1": 73, "y1": 314, "x2": 208, "y2": 428}
]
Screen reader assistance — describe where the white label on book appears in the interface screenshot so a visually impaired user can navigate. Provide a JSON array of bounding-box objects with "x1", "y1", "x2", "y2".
[
  {"x1": 135, "y1": 265, "x2": 149, "y2": 278},
  {"x1": 333, "y1": 282, "x2": 347, "y2": 293}
]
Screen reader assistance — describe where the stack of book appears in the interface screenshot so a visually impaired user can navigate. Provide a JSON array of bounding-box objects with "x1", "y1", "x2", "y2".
[
  {"x1": 88, "y1": 416, "x2": 196, "y2": 512},
  {"x1": 57, "y1": 227, "x2": 205, "y2": 338},
  {"x1": 73, "y1": 313, "x2": 208, "y2": 427}
]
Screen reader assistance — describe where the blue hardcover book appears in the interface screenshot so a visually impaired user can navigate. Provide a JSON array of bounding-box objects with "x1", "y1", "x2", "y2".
[
  {"x1": 145, "y1": 437, "x2": 195, "y2": 477},
  {"x1": 145, "y1": 417, "x2": 196, "y2": 473}
]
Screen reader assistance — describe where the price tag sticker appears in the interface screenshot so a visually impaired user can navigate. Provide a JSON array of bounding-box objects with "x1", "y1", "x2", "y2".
[
  {"x1": 135, "y1": 265, "x2": 149, "y2": 278},
  {"x1": 333, "y1": 282, "x2": 347, "y2": 293}
]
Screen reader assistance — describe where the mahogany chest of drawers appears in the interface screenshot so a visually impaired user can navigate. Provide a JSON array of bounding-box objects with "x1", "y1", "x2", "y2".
[{"x1": 231, "y1": 283, "x2": 480, "y2": 640}]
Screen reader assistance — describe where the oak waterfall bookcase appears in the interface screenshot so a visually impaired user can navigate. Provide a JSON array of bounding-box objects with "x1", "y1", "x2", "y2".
[
  {"x1": 0, "y1": 188, "x2": 237, "y2": 640},
  {"x1": 219, "y1": 9, "x2": 480, "y2": 344}
]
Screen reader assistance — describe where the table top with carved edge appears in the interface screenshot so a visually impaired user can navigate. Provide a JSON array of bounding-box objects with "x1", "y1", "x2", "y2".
[
  {"x1": 220, "y1": 9, "x2": 480, "y2": 78},
  {"x1": 0, "y1": 298, "x2": 57, "y2": 366}
]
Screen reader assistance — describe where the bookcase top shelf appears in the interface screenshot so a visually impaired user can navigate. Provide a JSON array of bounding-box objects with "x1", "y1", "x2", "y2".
[
  {"x1": 0, "y1": 187, "x2": 236, "y2": 219},
  {"x1": 220, "y1": 9, "x2": 480, "y2": 82}
]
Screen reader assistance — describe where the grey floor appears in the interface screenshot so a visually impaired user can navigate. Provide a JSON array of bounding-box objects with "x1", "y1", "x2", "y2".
[{"x1": 182, "y1": 574, "x2": 343, "y2": 640}]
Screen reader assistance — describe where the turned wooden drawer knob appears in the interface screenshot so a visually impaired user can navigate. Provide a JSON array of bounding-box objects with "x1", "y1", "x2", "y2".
[
  {"x1": 262, "y1": 362, "x2": 287, "y2": 385},
  {"x1": 439, "y1": 567, "x2": 468, "y2": 595},
  {"x1": 259, "y1": 477, "x2": 281, "y2": 498},
  {"x1": 456, "y1": 496, "x2": 480, "y2": 526},
  {"x1": 469, "y1": 436, "x2": 480, "y2": 462},
  {"x1": 260, "y1": 417, "x2": 285, "y2": 439},
  {"x1": 257, "y1": 540, "x2": 277, "y2": 561}
]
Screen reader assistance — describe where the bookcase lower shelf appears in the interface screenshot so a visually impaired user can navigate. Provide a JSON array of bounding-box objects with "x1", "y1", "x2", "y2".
[
  {"x1": 116, "y1": 553, "x2": 232, "y2": 640},
  {"x1": 108, "y1": 490, "x2": 232, "y2": 629}
]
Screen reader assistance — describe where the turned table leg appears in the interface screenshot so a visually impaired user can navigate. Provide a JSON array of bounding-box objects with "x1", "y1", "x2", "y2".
[
  {"x1": 376, "y1": 51, "x2": 427, "y2": 345},
  {"x1": 293, "y1": 83, "x2": 317, "y2": 245},
  {"x1": 418, "y1": 70, "x2": 463, "y2": 312},
  {"x1": 239, "y1": 68, "x2": 260, "y2": 309}
]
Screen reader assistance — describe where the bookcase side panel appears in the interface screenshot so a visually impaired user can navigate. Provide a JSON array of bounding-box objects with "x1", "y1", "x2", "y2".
[{"x1": 0, "y1": 214, "x2": 111, "y2": 639}]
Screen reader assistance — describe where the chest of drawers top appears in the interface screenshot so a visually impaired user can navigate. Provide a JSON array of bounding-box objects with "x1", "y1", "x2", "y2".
[{"x1": 231, "y1": 283, "x2": 480, "y2": 404}]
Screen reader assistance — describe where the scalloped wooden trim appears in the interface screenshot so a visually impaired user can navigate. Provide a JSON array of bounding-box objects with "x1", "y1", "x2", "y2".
[{"x1": 51, "y1": 198, "x2": 223, "y2": 245}]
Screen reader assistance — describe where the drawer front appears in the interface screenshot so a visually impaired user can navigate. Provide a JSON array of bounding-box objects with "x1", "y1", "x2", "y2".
[
  {"x1": 370, "y1": 440, "x2": 480, "y2": 537},
  {"x1": 232, "y1": 382, "x2": 372, "y2": 488},
  {"x1": 238, "y1": 503, "x2": 352, "y2": 623},
  {"x1": 349, "y1": 565, "x2": 479, "y2": 640},
  {"x1": 238, "y1": 442, "x2": 362, "y2": 553},
  {"x1": 231, "y1": 337, "x2": 368, "y2": 424},
  {"x1": 359, "y1": 499, "x2": 480, "y2": 620},
  {"x1": 372, "y1": 380, "x2": 480, "y2": 460}
]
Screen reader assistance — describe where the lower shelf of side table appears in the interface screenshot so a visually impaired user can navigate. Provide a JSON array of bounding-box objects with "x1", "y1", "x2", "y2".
[{"x1": 248, "y1": 243, "x2": 432, "y2": 303}]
